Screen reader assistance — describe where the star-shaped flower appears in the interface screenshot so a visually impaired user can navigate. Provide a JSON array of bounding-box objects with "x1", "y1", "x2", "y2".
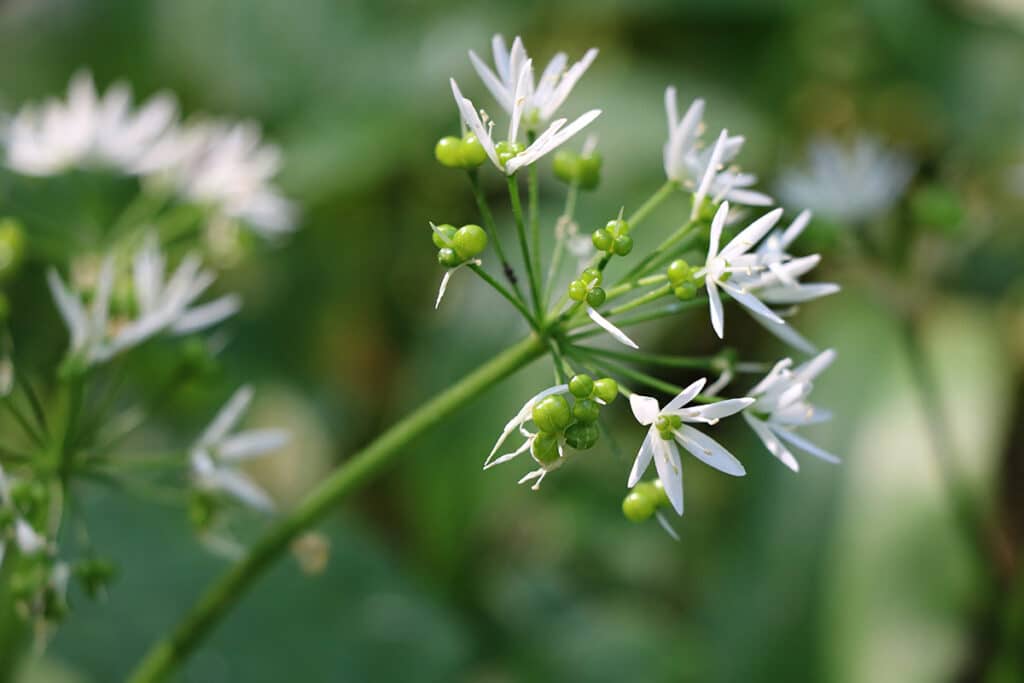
[
  {"x1": 468, "y1": 34, "x2": 598, "y2": 126},
  {"x1": 743, "y1": 350, "x2": 839, "y2": 472},
  {"x1": 190, "y1": 385, "x2": 289, "y2": 511},
  {"x1": 628, "y1": 378, "x2": 753, "y2": 515}
]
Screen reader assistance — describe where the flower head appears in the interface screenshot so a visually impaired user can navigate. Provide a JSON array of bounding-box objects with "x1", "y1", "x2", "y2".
[
  {"x1": 0, "y1": 466, "x2": 47, "y2": 568},
  {"x1": 190, "y1": 386, "x2": 289, "y2": 511},
  {"x1": 450, "y1": 62, "x2": 600, "y2": 176},
  {"x1": 468, "y1": 34, "x2": 598, "y2": 126},
  {"x1": 628, "y1": 378, "x2": 753, "y2": 515},
  {"x1": 777, "y1": 135, "x2": 914, "y2": 225},
  {"x1": 743, "y1": 349, "x2": 839, "y2": 471},
  {"x1": 484, "y1": 384, "x2": 572, "y2": 490}
]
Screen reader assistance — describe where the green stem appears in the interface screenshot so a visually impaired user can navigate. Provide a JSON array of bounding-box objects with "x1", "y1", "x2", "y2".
[
  {"x1": 467, "y1": 171, "x2": 523, "y2": 301},
  {"x1": 528, "y1": 163, "x2": 541, "y2": 297},
  {"x1": 567, "y1": 298, "x2": 706, "y2": 340},
  {"x1": 468, "y1": 264, "x2": 539, "y2": 331},
  {"x1": 507, "y1": 175, "x2": 543, "y2": 321},
  {"x1": 572, "y1": 345, "x2": 722, "y2": 371},
  {"x1": 126, "y1": 335, "x2": 547, "y2": 683},
  {"x1": 626, "y1": 180, "x2": 677, "y2": 231},
  {"x1": 604, "y1": 284, "x2": 672, "y2": 318},
  {"x1": 616, "y1": 220, "x2": 698, "y2": 285},
  {"x1": 542, "y1": 182, "x2": 579, "y2": 306},
  {"x1": 574, "y1": 353, "x2": 683, "y2": 396}
]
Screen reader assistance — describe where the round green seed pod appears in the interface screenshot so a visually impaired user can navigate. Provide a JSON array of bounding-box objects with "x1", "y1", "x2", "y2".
[
  {"x1": 568, "y1": 373, "x2": 594, "y2": 398},
  {"x1": 564, "y1": 420, "x2": 599, "y2": 450},
  {"x1": 613, "y1": 234, "x2": 633, "y2": 256},
  {"x1": 586, "y1": 286, "x2": 606, "y2": 308},
  {"x1": 495, "y1": 140, "x2": 525, "y2": 165},
  {"x1": 0, "y1": 219, "x2": 26, "y2": 280},
  {"x1": 531, "y1": 432, "x2": 560, "y2": 465},
  {"x1": 577, "y1": 153, "x2": 602, "y2": 190},
  {"x1": 667, "y1": 259, "x2": 690, "y2": 285},
  {"x1": 593, "y1": 377, "x2": 618, "y2": 403},
  {"x1": 553, "y1": 150, "x2": 581, "y2": 184},
  {"x1": 592, "y1": 228, "x2": 613, "y2": 252},
  {"x1": 452, "y1": 224, "x2": 487, "y2": 259},
  {"x1": 568, "y1": 279, "x2": 587, "y2": 301},
  {"x1": 431, "y1": 224, "x2": 457, "y2": 249},
  {"x1": 673, "y1": 281, "x2": 697, "y2": 301},
  {"x1": 573, "y1": 398, "x2": 600, "y2": 423},
  {"x1": 460, "y1": 134, "x2": 488, "y2": 168},
  {"x1": 434, "y1": 136, "x2": 463, "y2": 168},
  {"x1": 651, "y1": 478, "x2": 671, "y2": 507},
  {"x1": 580, "y1": 267, "x2": 602, "y2": 285},
  {"x1": 622, "y1": 491, "x2": 655, "y2": 522},
  {"x1": 532, "y1": 395, "x2": 573, "y2": 433},
  {"x1": 606, "y1": 218, "x2": 629, "y2": 236},
  {"x1": 438, "y1": 248, "x2": 461, "y2": 268}
]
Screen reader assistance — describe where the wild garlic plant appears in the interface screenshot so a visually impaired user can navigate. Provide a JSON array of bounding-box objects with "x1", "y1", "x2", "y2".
[
  {"x1": 433, "y1": 34, "x2": 840, "y2": 533},
  {"x1": 5, "y1": 38, "x2": 843, "y2": 683},
  {"x1": 0, "y1": 71, "x2": 294, "y2": 638}
]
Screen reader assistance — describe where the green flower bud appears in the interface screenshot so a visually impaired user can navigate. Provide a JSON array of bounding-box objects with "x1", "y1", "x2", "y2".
[
  {"x1": 460, "y1": 133, "x2": 488, "y2": 168},
  {"x1": 188, "y1": 491, "x2": 219, "y2": 531},
  {"x1": 673, "y1": 282, "x2": 697, "y2": 301},
  {"x1": 434, "y1": 136, "x2": 463, "y2": 168},
  {"x1": 592, "y1": 228, "x2": 613, "y2": 252},
  {"x1": 553, "y1": 150, "x2": 581, "y2": 184},
  {"x1": 431, "y1": 223, "x2": 457, "y2": 249},
  {"x1": 613, "y1": 234, "x2": 633, "y2": 256},
  {"x1": 622, "y1": 491, "x2": 655, "y2": 522},
  {"x1": 667, "y1": 259, "x2": 690, "y2": 285},
  {"x1": 75, "y1": 558, "x2": 118, "y2": 599},
  {"x1": 573, "y1": 398, "x2": 600, "y2": 423},
  {"x1": 577, "y1": 153, "x2": 602, "y2": 190},
  {"x1": 586, "y1": 286, "x2": 606, "y2": 308},
  {"x1": 532, "y1": 395, "x2": 572, "y2": 433},
  {"x1": 564, "y1": 420, "x2": 599, "y2": 450},
  {"x1": 495, "y1": 140, "x2": 525, "y2": 165},
  {"x1": 580, "y1": 267, "x2": 602, "y2": 285},
  {"x1": 593, "y1": 377, "x2": 618, "y2": 403},
  {"x1": 568, "y1": 373, "x2": 594, "y2": 398},
  {"x1": 605, "y1": 218, "x2": 629, "y2": 236},
  {"x1": 0, "y1": 219, "x2": 26, "y2": 280},
  {"x1": 438, "y1": 247, "x2": 461, "y2": 268},
  {"x1": 452, "y1": 224, "x2": 488, "y2": 260},
  {"x1": 568, "y1": 279, "x2": 587, "y2": 301},
  {"x1": 531, "y1": 432, "x2": 560, "y2": 465}
]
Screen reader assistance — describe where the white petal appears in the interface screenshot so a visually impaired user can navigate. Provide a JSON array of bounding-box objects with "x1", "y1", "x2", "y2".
[
  {"x1": 485, "y1": 384, "x2": 568, "y2": 465},
  {"x1": 751, "y1": 311, "x2": 818, "y2": 354},
  {"x1": 449, "y1": 79, "x2": 500, "y2": 169},
  {"x1": 744, "y1": 413, "x2": 799, "y2": 472},
  {"x1": 653, "y1": 438, "x2": 684, "y2": 515},
  {"x1": 706, "y1": 280, "x2": 724, "y2": 338},
  {"x1": 655, "y1": 510, "x2": 681, "y2": 540},
  {"x1": 468, "y1": 50, "x2": 513, "y2": 112},
  {"x1": 794, "y1": 348, "x2": 837, "y2": 384},
  {"x1": 586, "y1": 306, "x2": 638, "y2": 349},
  {"x1": 629, "y1": 394, "x2": 661, "y2": 426},
  {"x1": 218, "y1": 428, "x2": 289, "y2": 461},
  {"x1": 720, "y1": 281, "x2": 785, "y2": 325},
  {"x1": 720, "y1": 208, "x2": 785, "y2": 261},
  {"x1": 675, "y1": 425, "x2": 745, "y2": 476},
  {"x1": 507, "y1": 109, "x2": 602, "y2": 174},
  {"x1": 14, "y1": 519, "x2": 45, "y2": 554},
  {"x1": 662, "y1": 378, "x2": 707, "y2": 412},
  {"x1": 485, "y1": 437, "x2": 533, "y2": 469},
  {"x1": 628, "y1": 430, "x2": 656, "y2": 486},
  {"x1": 679, "y1": 397, "x2": 754, "y2": 423},
  {"x1": 772, "y1": 425, "x2": 841, "y2": 464},
  {"x1": 199, "y1": 385, "x2": 253, "y2": 447},
  {"x1": 207, "y1": 467, "x2": 275, "y2": 511},
  {"x1": 172, "y1": 295, "x2": 241, "y2": 334},
  {"x1": 692, "y1": 130, "x2": 728, "y2": 218},
  {"x1": 707, "y1": 201, "x2": 730, "y2": 260}
]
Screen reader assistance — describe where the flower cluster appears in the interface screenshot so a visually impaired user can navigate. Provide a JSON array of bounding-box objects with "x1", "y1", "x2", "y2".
[
  {"x1": 431, "y1": 34, "x2": 842, "y2": 535},
  {"x1": 0, "y1": 70, "x2": 293, "y2": 628}
]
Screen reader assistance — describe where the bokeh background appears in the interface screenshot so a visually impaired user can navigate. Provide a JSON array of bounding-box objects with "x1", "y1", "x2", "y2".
[{"x1": 2, "y1": 0, "x2": 1024, "y2": 681}]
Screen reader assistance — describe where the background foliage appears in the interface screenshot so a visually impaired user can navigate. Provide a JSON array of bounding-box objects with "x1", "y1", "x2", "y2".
[{"x1": 2, "y1": 0, "x2": 1023, "y2": 680}]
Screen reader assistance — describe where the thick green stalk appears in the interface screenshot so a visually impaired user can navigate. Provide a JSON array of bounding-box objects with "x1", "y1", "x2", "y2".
[
  {"x1": 616, "y1": 219, "x2": 698, "y2": 285},
  {"x1": 468, "y1": 264, "x2": 539, "y2": 331},
  {"x1": 126, "y1": 335, "x2": 546, "y2": 683},
  {"x1": 626, "y1": 180, "x2": 677, "y2": 230},
  {"x1": 528, "y1": 164, "x2": 541, "y2": 293}
]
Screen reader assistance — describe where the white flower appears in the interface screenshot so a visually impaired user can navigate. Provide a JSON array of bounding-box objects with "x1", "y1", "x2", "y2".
[
  {"x1": 662, "y1": 87, "x2": 772, "y2": 215},
  {"x1": 743, "y1": 350, "x2": 839, "y2": 471},
  {"x1": 777, "y1": 135, "x2": 914, "y2": 225},
  {"x1": 484, "y1": 384, "x2": 570, "y2": 490},
  {"x1": 450, "y1": 63, "x2": 600, "y2": 176},
  {"x1": 468, "y1": 34, "x2": 598, "y2": 125},
  {"x1": 0, "y1": 466, "x2": 47, "y2": 568},
  {"x1": 695, "y1": 201, "x2": 787, "y2": 339},
  {"x1": 139, "y1": 119, "x2": 297, "y2": 237},
  {"x1": 628, "y1": 378, "x2": 753, "y2": 515},
  {"x1": 190, "y1": 385, "x2": 289, "y2": 511},
  {"x1": 3, "y1": 70, "x2": 178, "y2": 177},
  {"x1": 47, "y1": 235, "x2": 239, "y2": 367}
]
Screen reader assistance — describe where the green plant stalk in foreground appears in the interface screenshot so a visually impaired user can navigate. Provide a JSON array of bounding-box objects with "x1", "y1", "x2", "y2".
[{"x1": 126, "y1": 334, "x2": 546, "y2": 683}]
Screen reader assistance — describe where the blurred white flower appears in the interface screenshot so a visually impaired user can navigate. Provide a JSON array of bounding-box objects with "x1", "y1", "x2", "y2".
[
  {"x1": 694, "y1": 202, "x2": 787, "y2": 339},
  {"x1": 743, "y1": 349, "x2": 839, "y2": 472},
  {"x1": 47, "y1": 235, "x2": 239, "y2": 367},
  {"x1": 190, "y1": 385, "x2": 289, "y2": 511},
  {"x1": 777, "y1": 135, "x2": 914, "y2": 225},
  {"x1": 3, "y1": 70, "x2": 178, "y2": 176},
  {"x1": 628, "y1": 378, "x2": 752, "y2": 515},
  {"x1": 0, "y1": 466, "x2": 47, "y2": 568},
  {"x1": 663, "y1": 87, "x2": 772, "y2": 214},
  {"x1": 450, "y1": 63, "x2": 600, "y2": 175},
  {"x1": 468, "y1": 34, "x2": 598, "y2": 125}
]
